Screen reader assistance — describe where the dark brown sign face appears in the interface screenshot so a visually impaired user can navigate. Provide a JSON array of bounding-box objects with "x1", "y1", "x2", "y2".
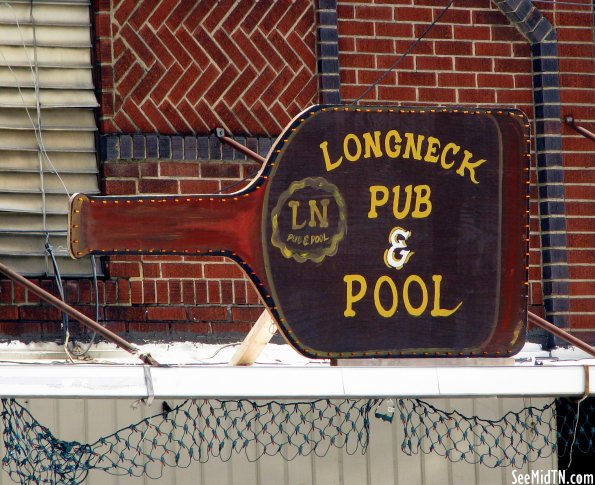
[
  {"x1": 262, "y1": 106, "x2": 529, "y2": 358},
  {"x1": 69, "y1": 105, "x2": 529, "y2": 359}
]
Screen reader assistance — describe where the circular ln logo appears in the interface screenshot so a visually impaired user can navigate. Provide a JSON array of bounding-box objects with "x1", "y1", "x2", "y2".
[{"x1": 270, "y1": 177, "x2": 347, "y2": 263}]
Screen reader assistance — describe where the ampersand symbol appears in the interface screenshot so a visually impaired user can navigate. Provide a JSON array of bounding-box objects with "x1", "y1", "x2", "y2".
[{"x1": 384, "y1": 227, "x2": 413, "y2": 270}]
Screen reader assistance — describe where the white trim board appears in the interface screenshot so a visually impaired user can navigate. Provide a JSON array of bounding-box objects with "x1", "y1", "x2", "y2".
[{"x1": 0, "y1": 364, "x2": 591, "y2": 399}]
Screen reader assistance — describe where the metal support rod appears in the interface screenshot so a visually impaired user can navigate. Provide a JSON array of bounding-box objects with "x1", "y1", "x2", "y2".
[
  {"x1": 528, "y1": 311, "x2": 595, "y2": 358},
  {"x1": 564, "y1": 115, "x2": 595, "y2": 142},
  {"x1": 0, "y1": 261, "x2": 160, "y2": 366},
  {"x1": 216, "y1": 129, "x2": 266, "y2": 164}
]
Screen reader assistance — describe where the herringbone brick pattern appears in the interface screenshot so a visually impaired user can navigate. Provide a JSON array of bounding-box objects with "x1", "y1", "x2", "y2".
[{"x1": 97, "y1": 0, "x2": 318, "y2": 136}]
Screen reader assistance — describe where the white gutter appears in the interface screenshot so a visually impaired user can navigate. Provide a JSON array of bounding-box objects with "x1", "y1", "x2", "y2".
[{"x1": 0, "y1": 364, "x2": 591, "y2": 399}]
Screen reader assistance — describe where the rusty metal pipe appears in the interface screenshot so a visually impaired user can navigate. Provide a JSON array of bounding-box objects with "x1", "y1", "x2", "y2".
[
  {"x1": 0, "y1": 261, "x2": 159, "y2": 366},
  {"x1": 216, "y1": 131, "x2": 266, "y2": 164},
  {"x1": 572, "y1": 124, "x2": 595, "y2": 142},
  {"x1": 528, "y1": 311, "x2": 595, "y2": 358},
  {"x1": 564, "y1": 116, "x2": 595, "y2": 143}
]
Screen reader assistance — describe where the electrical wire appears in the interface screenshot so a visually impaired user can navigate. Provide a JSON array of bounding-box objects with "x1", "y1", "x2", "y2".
[
  {"x1": 185, "y1": 342, "x2": 246, "y2": 363},
  {"x1": 29, "y1": 1, "x2": 47, "y2": 240},
  {"x1": 0, "y1": 355, "x2": 329, "y2": 366},
  {"x1": 5, "y1": 1, "x2": 70, "y2": 357},
  {"x1": 566, "y1": 398, "x2": 583, "y2": 469},
  {"x1": 0, "y1": 2, "x2": 72, "y2": 279},
  {"x1": 350, "y1": 0, "x2": 592, "y2": 104},
  {"x1": 45, "y1": 239, "x2": 102, "y2": 360},
  {"x1": 216, "y1": 169, "x2": 260, "y2": 194},
  {"x1": 0, "y1": 230, "x2": 67, "y2": 235},
  {"x1": 68, "y1": 256, "x2": 101, "y2": 358},
  {"x1": 0, "y1": 2, "x2": 100, "y2": 358},
  {"x1": 0, "y1": 2, "x2": 71, "y2": 199},
  {"x1": 531, "y1": 0, "x2": 595, "y2": 7},
  {"x1": 352, "y1": 0, "x2": 456, "y2": 104},
  {"x1": 44, "y1": 236, "x2": 75, "y2": 362}
]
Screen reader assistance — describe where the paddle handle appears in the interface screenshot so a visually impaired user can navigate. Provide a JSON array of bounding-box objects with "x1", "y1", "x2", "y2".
[{"x1": 68, "y1": 190, "x2": 267, "y2": 278}]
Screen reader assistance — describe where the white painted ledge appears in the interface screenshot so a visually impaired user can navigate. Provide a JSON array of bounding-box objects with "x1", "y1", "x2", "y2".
[{"x1": 0, "y1": 364, "x2": 591, "y2": 399}]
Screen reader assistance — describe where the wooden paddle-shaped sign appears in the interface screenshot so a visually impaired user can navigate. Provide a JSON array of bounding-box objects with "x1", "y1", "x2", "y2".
[{"x1": 69, "y1": 105, "x2": 530, "y2": 359}]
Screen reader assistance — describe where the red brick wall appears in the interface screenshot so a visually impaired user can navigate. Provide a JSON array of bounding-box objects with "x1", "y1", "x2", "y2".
[
  {"x1": 555, "y1": 3, "x2": 595, "y2": 335},
  {"x1": 337, "y1": 1, "x2": 533, "y2": 110},
  {"x1": 100, "y1": 153, "x2": 265, "y2": 338},
  {"x1": 0, "y1": 0, "x2": 593, "y2": 345},
  {"x1": 96, "y1": 0, "x2": 318, "y2": 137}
]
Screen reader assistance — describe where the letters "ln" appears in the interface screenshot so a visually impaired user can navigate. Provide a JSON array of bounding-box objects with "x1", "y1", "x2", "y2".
[{"x1": 288, "y1": 199, "x2": 330, "y2": 229}]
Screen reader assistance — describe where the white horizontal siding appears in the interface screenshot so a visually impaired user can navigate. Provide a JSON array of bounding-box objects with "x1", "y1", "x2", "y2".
[{"x1": 0, "y1": 397, "x2": 558, "y2": 485}]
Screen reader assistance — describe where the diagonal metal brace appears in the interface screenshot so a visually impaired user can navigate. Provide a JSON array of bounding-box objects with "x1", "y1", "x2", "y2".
[
  {"x1": 529, "y1": 311, "x2": 595, "y2": 358},
  {"x1": 216, "y1": 128, "x2": 266, "y2": 164},
  {"x1": 0, "y1": 261, "x2": 160, "y2": 366}
]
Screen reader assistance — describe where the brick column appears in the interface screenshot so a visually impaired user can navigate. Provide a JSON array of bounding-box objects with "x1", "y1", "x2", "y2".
[
  {"x1": 316, "y1": 0, "x2": 341, "y2": 104},
  {"x1": 492, "y1": 0, "x2": 568, "y2": 345}
]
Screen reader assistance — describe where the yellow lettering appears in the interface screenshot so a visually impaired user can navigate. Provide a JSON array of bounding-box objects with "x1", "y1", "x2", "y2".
[
  {"x1": 368, "y1": 186, "x2": 390, "y2": 218},
  {"x1": 320, "y1": 141, "x2": 343, "y2": 172},
  {"x1": 424, "y1": 136, "x2": 441, "y2": 163},
  {"x1": 363, "y1": 131, "x2": 383, "y2": 159},
  {"x1": 373, "y1": 276, "x2": 398, "y2": 318},
  {"x1": 344, "y1": 274, "x2": 367, "y2": 317},
  {"x1": 456, "y1": 150, "x2": 486, "y2": 184},
  {"x1": 384, "y1": 130, "x2": 402, "y2": 158},
  {"x1": 403, "y1": 133, "x2": 425, "y2": 160},
  {"x1": 430, "y1": 275, "x2": 463, "y2": 317},
  {"x1": 412, "y1": 185, "x2": 432, "y2": 218},
  {"x1": 288, "y1": 200, "x2": 307, "y2": 230},
  {"x1": 344, "y1": 133, "x2": 362, "y2": 162},
  {"x1": 403, "y1": 274, "x2": 428, "y2": 317},
  {"x1": 440, "y1": 142, "x2": 460, "y2": 169},
  {"x1": 322, "y1": 132, "x2": 487, "y2": 185},
  {"x1": 392, "y1": 185, "x2": 413, "y2": 220},
  {"x1": 308, "y1": 199, "x2": 329, "y2": 228}
]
